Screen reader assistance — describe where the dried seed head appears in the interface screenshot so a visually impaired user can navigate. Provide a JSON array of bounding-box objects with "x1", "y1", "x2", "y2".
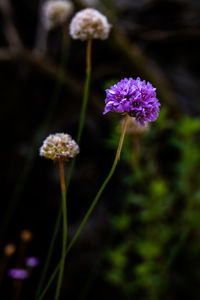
[
  {"x1": 40, "y1": 133, "x2": 79, "y2": 162},
  {"x1": 20, "y1": 230, "x2": 33, "y2": 242},
  {"x1": 122, "y1": 117, "x2": 150, "y2": 136},
  {"x1": 4, "y1": 244, "x2": 16, "y2": 257},
  {"x1": 69, "y1": 8, "x2": 111, "y2": 41},
  {"x1": 42, "y1": 0, "x2": 74, "y2": 30}
]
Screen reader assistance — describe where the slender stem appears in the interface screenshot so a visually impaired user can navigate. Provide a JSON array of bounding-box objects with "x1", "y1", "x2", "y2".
[
  {"x1": 54, "y1": 160, "x2": 67, "y2": 300},
  {"x1": 77, "y1": 39, "x2": 92, "y2": 144},
  {"x1": 35, "y1": 210, "x2": 61, "y2": 299},
  {"x1": 59, "y1": 160, "x2": 66, "y2": 195},
  {"x1": 86, "y1": 39, "x2": 92, "y2": 71},
  {"x1": 38, "y1": 114, "x2": 129, "y2": 300},
  {"x1": 116, "y1": 114, "x2": 129, "y2": 162},
  {"x1": 34, "y1": 34, "x2": 70, "y2": 300},
  {"x1": 37, "y1": 38, "x2": 92, "y2": 300},
  {"x1": 0, "y1": 27, "x2": 71, "y2": 248}
]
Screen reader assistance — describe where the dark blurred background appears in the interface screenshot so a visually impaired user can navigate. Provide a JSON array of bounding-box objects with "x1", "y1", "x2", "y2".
[{"x1": 0, "y1": 0, "x2": 200, "y2": 299}]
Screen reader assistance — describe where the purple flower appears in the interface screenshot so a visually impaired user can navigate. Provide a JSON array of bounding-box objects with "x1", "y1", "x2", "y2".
[
  {"x1": 26, "y1": 257, "x2": 40, "y2": 267},
  {"x1": 8, "y1": 269, "x2": 29, "y2": 280},
  {"x1": 103, "y1": 77, "x2": 160, "y2": 125}
]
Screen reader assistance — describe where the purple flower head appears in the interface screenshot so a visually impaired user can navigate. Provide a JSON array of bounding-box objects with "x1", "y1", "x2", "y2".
[
  {"x1": 26, "y1": 257, "x2": 40, "y2": 268},
  {"x1": 103, "y1": 77, "x2": 161, "y2": 125},
  {"x1": 8, "y1": 268, "x2": 29, "y2": 280}
]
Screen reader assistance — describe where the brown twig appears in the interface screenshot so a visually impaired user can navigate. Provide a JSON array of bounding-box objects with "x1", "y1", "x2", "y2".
[
  {"x1": 0, "y1": 47, "x2": 81, "y2": 91},
  {"x1": 34, "y1": 0, "x2": 48, "y2": 55},
  {"x1": 0, "y1": 47, "x2": 104, "y2": 112},
  {"x1": 0, "y1": 0, "x2": 23, "y2": 48}
]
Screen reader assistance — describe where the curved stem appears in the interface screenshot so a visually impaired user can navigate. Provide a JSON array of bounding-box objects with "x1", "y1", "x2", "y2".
[
  {"x1": 38, "y1": 114, "x2": 129, "y2": 300},
  {"x1": 54, "y1": 160, "x2": 67, "y2": 300},
  {"x1": 37, "y1": 39, "x2": 92, "y2": 300},
  {"x1": 34, "y1": 34, "x2": 70, "y2": 300}
]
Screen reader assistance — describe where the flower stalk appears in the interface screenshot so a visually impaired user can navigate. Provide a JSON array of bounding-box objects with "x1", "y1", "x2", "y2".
[
  {"x1": 39, "y1": 8, "x2": 112, "y2": 298},
  {"x1": 76, "y1": 39, "x2": 92, "y2": 144},
  {"x1": 38, "y1": 114, "x2": 129, "y2": 300},
  {"x1": 116, "y1": 114, "x2": 129, "y2": 161},
  {"x1": 39, "y1": 133, "x2": 79, "y2": 300},
  {"x1": 37, "y1": 38, "x2": 92, "y2": 300},
  {"x1": 34, "y1": 36, "x2": 71, "y2": 298},
  {"x1": 55, "y1": 160, "x2": 67, "y2": 300}
]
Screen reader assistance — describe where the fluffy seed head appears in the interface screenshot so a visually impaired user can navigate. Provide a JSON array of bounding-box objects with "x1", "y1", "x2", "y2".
[
  {"x1": 103, "y1": 77, "x2": 160, "y2": 126},
  {"x1": 42, "y1": 0, "x2": 74, "y2": 30},
  {"x1": 69, "y1": 8, "x2": 111, "y2": 40},
  {"x1": 40, "y1": 133, "x2": 79, "y2": 162},
  {"x1": 122, "y1": 117, "x2": 149, "y2": 136}
]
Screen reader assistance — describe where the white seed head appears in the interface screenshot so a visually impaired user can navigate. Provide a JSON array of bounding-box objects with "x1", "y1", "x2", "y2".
[
  {"x1": 122, "y1": 117, "x2": 150, "y2": 136},
  {"x1": 42, "y1": 0, "x2": 74, "y2": 30},
  {"x1": 69, "y1": 8, "x2": 111, "y2": 41},
  {"x1": 40, "y1": 133, "x2": 79, "y2": 162}
]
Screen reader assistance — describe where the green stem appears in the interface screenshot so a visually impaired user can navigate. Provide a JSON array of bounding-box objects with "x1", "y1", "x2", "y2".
[
  {"x1": 35, "y1": 157, "x2": 72, "y2": 299},
  {"x1": 36, "y1": 39, "x2": 92, "y2": 300},
  {"x1": 0, "y1": 27, "x2": 71, "y2": 246},
  {"x1": 35, "y1": 210, "x2": 61, "y2": 299},
  {"x1": 77, "y1": 39, "x2": 92, "y2": 144},
  {"x1": 54, "y1": 160, "x2": 67, "y2": 300},
  {"x1": 34, "y1": 33, "x2": 70, "y2": 300},
  {"x1": 38, "y1": 114, "x2": 129, "y2": 300}
]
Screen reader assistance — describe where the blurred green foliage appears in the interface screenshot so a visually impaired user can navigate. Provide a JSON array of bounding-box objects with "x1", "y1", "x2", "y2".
[{"x1": 102, "y1": 110, "x2": 200, "y2": 299}]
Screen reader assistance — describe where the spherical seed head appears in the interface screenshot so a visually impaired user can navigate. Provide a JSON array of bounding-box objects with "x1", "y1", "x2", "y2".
[
  {"x1": 69, "y1": 8, "x2": 111, "y2": 41},
  {"x1": 42, "y1": 0, "x2": 74, "y2": 30},
  {"x1": 103, "y1": 77, "x2": 161, "y2": 126},
  {"x1": 40, "y1": 133, "x2": 79, "y2": 162},
  {"x1": 122, "y1": 117, "x2": 149, "y2": 136},
  {"x1": 4, "y1": 244, "x2": 16, "y2": 257},
  {"x1": 20, "y1": 230, "x2": 33, "y2": 242}
]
